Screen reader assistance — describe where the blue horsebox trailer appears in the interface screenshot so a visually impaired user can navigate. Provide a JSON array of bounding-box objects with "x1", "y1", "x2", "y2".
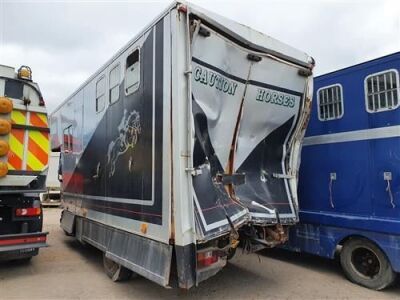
[
  {"x1": 50, "y1": 1, "x2": 314, "y2": 289},
  {"x1": 284, "y1": 52, "x2": 400, "y2": 290}
]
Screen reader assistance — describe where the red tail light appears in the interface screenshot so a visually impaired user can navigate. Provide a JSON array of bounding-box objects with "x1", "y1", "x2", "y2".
[
  {"x1": 197, "y1": 250, "x2": 219, "y2": 268},
  {"x1": 15, "y1": 207, "x2": 42, "y2": 217}
]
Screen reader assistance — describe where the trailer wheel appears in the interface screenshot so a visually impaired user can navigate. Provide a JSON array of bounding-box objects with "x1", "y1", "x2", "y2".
[
  {"x1": 103, "y1": 254, "x2": 132, "y2": 282},
  {"x1": 340, "y1": 237, "x2": 396, "y2": 290}
]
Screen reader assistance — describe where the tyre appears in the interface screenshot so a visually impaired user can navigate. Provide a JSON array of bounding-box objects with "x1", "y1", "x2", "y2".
[
  {"x1": 103, "y1": 254, "x2": 133, "y2": 282},
  {"x1": 340, "y1": 237, "x2": 396, "y2": 290}
]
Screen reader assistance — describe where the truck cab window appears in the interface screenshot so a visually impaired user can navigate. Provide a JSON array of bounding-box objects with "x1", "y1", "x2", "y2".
[
  {"x1": 4, "y1": 79, "x2": 24, "y2": 99},
  {"x1": 125, "y1": 49, "x2": 140, "y2": 95}
]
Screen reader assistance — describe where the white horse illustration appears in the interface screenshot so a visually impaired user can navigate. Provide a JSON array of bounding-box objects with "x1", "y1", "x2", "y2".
[{"x1": 107, "y1": 109, "x2": 141, "y2": 177}]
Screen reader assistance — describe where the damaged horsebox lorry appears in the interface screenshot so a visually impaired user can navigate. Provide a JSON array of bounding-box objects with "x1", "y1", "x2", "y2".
[{"x1": 50, "y1": 2, "x2": 314, "y2": 288}]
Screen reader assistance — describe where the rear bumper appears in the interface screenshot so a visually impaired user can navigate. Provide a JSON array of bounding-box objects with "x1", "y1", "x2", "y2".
[{"x1": 0, "y1": 232, "x2": 48, "y2": 253}]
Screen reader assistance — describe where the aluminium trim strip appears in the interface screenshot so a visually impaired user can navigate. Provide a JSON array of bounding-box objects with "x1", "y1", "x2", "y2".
[
  {"x1": 303, "y1": 125, "x2": 400, "y2": 146},
  {"x1": 63, "y1": 192, "x2": 152, "y2": 205}
]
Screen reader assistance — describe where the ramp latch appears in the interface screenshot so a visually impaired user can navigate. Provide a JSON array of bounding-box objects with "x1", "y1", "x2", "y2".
[
  {"x1": 198, "y1": 26, "x2": 210, "y2": 37},
  {"x1": 272, "y1": 173, "x2": 295, "y2": 179},
  {"x1": 216, "y1": 173, "x2": 246, "y2": 186},
  {"x1": 247, "y1": 53, "x2": 262, "y2": 62},
  {"x1": 185, "y1": 167, "x2": 202, "y2": 176}
]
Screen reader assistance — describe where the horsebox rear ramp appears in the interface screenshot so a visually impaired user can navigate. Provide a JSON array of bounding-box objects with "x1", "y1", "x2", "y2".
[{"x1": 190, "y1": 19, "x2": 312, "y2": 242}]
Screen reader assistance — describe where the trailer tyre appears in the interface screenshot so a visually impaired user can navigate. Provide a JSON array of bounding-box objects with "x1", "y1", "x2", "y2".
[
  {"x1": 103, "y1": 254, "x2": 133, "y2": 282},
  {"x1": 340, "y1": 237, "x2": 396, "y2": 290}
]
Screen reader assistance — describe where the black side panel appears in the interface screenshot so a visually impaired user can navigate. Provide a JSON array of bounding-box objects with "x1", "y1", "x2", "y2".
[{"x1": 64, "y1": 19, "x2": 165, "y2": 225}]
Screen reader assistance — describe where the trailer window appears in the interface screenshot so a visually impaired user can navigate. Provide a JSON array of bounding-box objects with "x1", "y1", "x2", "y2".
[
  {"x1": 109, "y1": 64, "x2": 120, "y2": 104},
  {"x1": 365, "y1": 70, "x2": 399, "y2": 113},
  {"x1": 317, "y1": 84, "x2": 344, "y2": 121},
  {"x1": 96, "y1": 76, "x2": 106, "y2": 112},
  {"x1": 125, "y1": 49, "x2": 140, "y2": 95}
]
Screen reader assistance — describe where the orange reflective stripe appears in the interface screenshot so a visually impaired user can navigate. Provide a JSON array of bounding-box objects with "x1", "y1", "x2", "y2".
[
  {"x1": 8, "y1": 150, "x2": 23, "y2": 170},
  {"x1": 8, "y1": 129, "x2": 25, "y2": 170},
  {"x1": 29, "y1": 112, "x2": 48, "y2": 128},
  {"x1": 11, "y1": 128, "x2": 24, "y2": 144}
]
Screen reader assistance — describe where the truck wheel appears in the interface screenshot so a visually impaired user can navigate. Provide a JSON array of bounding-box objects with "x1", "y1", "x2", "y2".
[
  {"x1": 103, "y1": 254, "x2": 132, "y2": 282},
  {"x1": 340, "y1": 237, "x2": 396, "y2": 290}
]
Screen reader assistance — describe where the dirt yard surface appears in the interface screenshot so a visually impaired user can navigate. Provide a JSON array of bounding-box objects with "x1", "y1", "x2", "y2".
[{"x1": 1, "y1": 208, "x2": 400, "y2": 299}]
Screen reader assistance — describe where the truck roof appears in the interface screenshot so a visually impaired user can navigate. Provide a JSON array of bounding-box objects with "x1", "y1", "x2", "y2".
[{"x1": 315, "y1": 51, "x2": 400, "y2": 81}]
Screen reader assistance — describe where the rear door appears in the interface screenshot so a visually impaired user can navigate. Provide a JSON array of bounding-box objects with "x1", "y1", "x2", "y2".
[
  {"x1": 191, "y1": 24, "x2": 308, "y2": 239},
  {"x1": 191, "y1": 24, "x2": 251, "y2": 239},
  {"x1": 234, "y1": 53, "x2": 307, "y2": 223}
]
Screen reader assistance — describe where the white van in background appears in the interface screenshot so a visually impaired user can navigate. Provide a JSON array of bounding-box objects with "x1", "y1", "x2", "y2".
[{"x1": 40, "y1": 151, "x2": 61, "y2": 206}]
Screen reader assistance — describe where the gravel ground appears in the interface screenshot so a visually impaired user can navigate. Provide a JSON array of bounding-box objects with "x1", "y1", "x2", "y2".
[{"x1": 0, "y1": 208, "x2": 399, "y2": 299}]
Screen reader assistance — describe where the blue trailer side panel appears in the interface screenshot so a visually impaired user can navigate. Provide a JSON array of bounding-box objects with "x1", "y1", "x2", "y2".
[{"x1": 287, "y1": 52, "x2": 400, "y2": 272}]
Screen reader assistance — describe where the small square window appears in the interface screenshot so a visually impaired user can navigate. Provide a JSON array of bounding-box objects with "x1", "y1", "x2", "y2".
[
  {"x1": 317, "y1": 84, "x2": 344, "y2": 121},
  {"x1": 125, "y1": 49, "x2": 140, "y2": 95},
  {"x1": 96, "y1": 76, "x2": 106, "y2": 112},
  {"x1": 109, "y1": 64, "x2": 120, "y2": 104},
  {"x1": 365, "y1": 70, "x2": 399, "y2": 113}
]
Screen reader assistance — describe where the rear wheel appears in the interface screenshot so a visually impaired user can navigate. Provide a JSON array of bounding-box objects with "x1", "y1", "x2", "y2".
[
  {"x1": 340, "y1": 237, "x2": 396, "y2": 290},
  {"x1": 103, "y1": 254, "x2": 133, "y2": 282}
]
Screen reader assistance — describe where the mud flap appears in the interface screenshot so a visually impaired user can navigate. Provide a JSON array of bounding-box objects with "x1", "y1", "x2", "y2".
[{"x1": 60, "y1": 209, "x2": 76, "y2": 234}]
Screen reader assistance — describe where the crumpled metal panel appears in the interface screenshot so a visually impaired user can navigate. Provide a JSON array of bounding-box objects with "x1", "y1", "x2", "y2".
[{"x1": 191, "y1": 23, "x2": 309, "y2": 239}]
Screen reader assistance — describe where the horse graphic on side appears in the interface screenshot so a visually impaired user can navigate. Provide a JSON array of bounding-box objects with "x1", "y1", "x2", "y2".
[{"x1": 107, "y1": 109, "x2": 141, "y2": 177}]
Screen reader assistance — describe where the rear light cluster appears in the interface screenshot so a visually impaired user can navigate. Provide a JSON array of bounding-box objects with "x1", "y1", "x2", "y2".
[
  {"x1": 0, "y1": 235, "x2": 46, "y2": 247},
  {"x1": 197, "y1": 250, "x2": 219, "y2": 268},
  {"x1": 15, "y1": 207, "x2": 42, "y2": 217}
]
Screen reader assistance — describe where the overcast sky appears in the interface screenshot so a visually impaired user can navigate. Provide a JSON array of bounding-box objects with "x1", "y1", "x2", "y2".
[{"x1": 0, "y1": 0, "x2": 399, "y2": 113}]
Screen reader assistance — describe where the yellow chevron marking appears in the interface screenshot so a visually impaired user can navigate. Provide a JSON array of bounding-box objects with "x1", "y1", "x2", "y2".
[
  {"x1": 9, "y1": 134, "x2": 24, "y2": 161},
  {"x1": 37, "y1": 113, "x2": 48, "y2": 126},
  {"x1": 11, "y1": 110, "x2": 26, "y2": 125},
  {"x1": 27, "y1": 151, "x2": 44, "y2": 171},
  {"x1": 29, "y1": 130, "x2": 49, "y2": 153}
]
